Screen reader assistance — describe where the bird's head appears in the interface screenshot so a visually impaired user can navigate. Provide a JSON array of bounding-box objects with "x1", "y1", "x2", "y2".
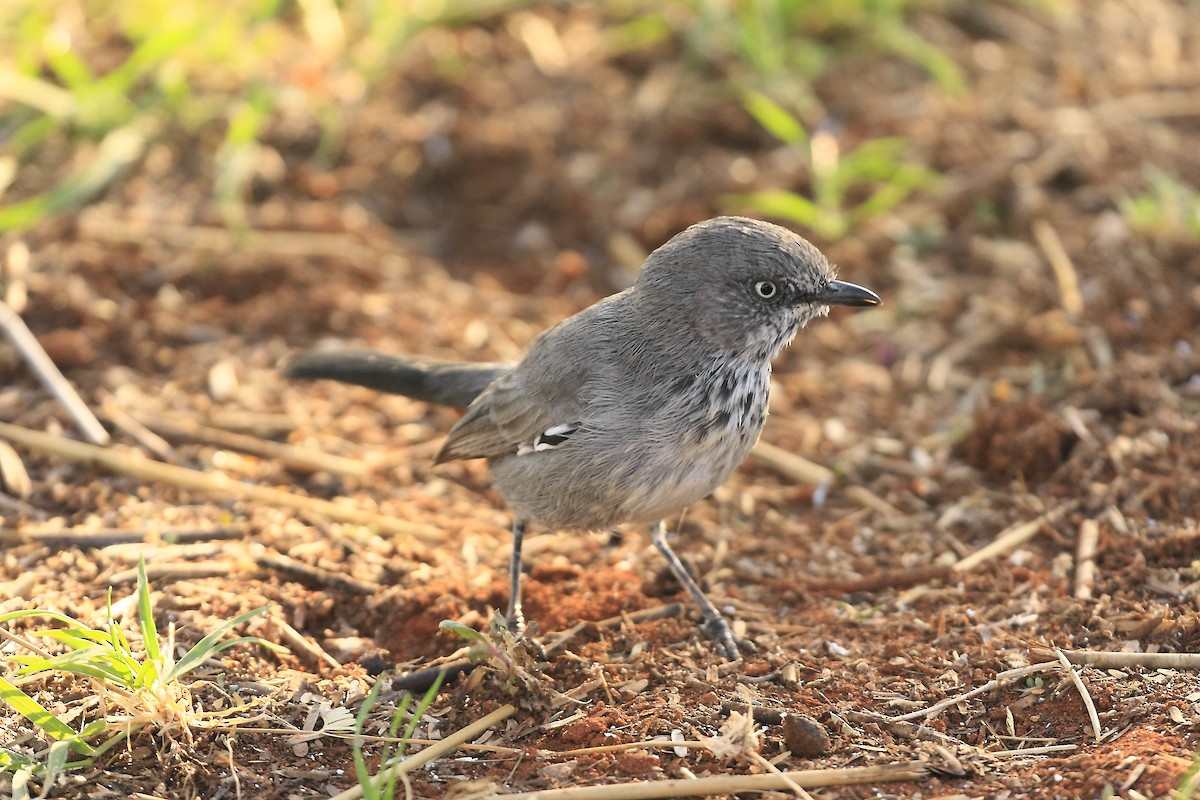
[{"x1": 634, "y1": 216, "x2": 880, "y2": 359}]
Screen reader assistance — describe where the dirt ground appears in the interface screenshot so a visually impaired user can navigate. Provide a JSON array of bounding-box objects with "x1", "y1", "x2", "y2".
[{"x1": 2, "y1": 2, "x2": 1200, "y2": 798}]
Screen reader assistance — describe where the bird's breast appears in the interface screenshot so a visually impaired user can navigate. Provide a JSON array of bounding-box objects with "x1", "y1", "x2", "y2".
[{"x1": 612, "y1": 361, "x2": 771, "y2": 524}]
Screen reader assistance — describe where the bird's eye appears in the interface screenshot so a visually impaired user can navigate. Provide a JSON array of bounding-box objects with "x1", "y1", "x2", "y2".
[{"x1": 754, "y1": 280, "x2": 778, "y2": 299}]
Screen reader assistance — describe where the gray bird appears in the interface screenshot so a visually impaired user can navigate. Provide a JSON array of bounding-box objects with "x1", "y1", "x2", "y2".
[{"x1": 285, "y1": 216, "x2": 880, "y2": 659}]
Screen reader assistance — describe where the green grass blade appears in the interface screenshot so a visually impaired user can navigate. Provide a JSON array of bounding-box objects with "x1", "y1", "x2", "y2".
[
  {"x1": 727, "y1": 190, "x2": 826, "y2": 230},
  {"x1": 0, "y1": 121, "x2": 149, "y2": 232},
  {"x1": 0, "y1": 677, "x2": 95, "y2": 755},
  {"x1": 14, "y1": 650, "x2": 134, "y2": 685},
  {"x1": 167, "y1": 607, "x2": 268, "y2": 682},
  {"x1": 137, "y1": 559, "x2": 160, "y2": 663},
  {"x1": 0, "y1": 69, "x2": 75, "y2": 118},
  {"x1": 352, "y1": 680, "x2": 384, "y2": 800},
  {"x1": 0, "y1": 609, "x2": 87, "y2": 628},
  {"x1": 32, "y1": 628, "x2": 112, "y2": 649}
]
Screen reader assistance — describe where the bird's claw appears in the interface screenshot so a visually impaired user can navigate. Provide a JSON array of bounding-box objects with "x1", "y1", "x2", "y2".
[{"x1": 703, "y1": 615, "x2": 745, "y2": 661}]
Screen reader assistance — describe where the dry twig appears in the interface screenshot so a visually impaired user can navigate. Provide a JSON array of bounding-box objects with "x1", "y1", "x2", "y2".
[
  {"x1": 953, "y1": 501, "x2": 1079, "y2": 573},
  {"x1": 1030, "y1": 649, "x2": 1200, "y2": 671},
  {"x1": 0, "y1": 301, "x2": 110, "y2": 445},
  {"x1": 748, "y1": 441, "x2": 834, "y2": 485},
  {"x1": 1032, "y1": 219, "x2": 1083, "y2": 318},
  {"x1": 265, "y1": 611, "x2": 342, "y2": 671},
  {"x1": 1074, "y1": 519, "x2": 1100, "y2": 600},
  {"x1": 484, "y1": 761, "x2": 927, "y2": 799},
  {"x1": 256, "y1": 550, "x2": 382, "y2": 596},
  {"x1": 327, "y1": 703, "x2": 516, "y2": 800},
  {"x1": 0, "y1": 525, "x2": 244, "y2": 547},
  {"x1": 540, "y1": 603, "x2": 683, "y2": 655},
  {"x1": 108, "y1": 559, "x2": 248, "y2": 584},
  {"x1": 889, "y1": 662, "x2": 1059, "y2": 723},
  {"x1": 135, "y1": 412, "x2": 371, "y2": 477},
  {"x1": 1054, "y1": 648, "x2": 1102, "y2": 742},
  {"x1": 97, "y1": 392, "x2": 174, "y2": 460}
]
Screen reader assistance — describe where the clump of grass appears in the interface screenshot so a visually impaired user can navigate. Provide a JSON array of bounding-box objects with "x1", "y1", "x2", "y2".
[
  {"x1": 614, "y1": 0, "x2": 963, "y2": 110},
  {"x1": 0, "y1": 0, "x2": 519, "y2": 232},
  {"x1": 727, "y1": 90, "x2": 939, "y2": 238},
  {"x1": 0, "y1": 558, "x2": 272, "y2": 793},
  {"x1": 351, "y1": 670, "x2": 447, "y2": 800}
]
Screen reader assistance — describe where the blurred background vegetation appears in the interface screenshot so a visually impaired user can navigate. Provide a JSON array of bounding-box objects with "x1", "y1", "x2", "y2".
[
  {"x1": 1, "y1": 0, "x2": 1198, "y2": 352},
  {"x1": 0, "y1": 1, "x2": 1035, "y2": 239}
]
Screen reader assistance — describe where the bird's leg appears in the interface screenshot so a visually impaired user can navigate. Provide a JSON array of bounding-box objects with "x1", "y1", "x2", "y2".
[
  {"x1": 650, "y1": 520, "x2": 740, "y2": 660},
  {"x1": 505, "y1": 518, "x2": 527, "y2": 634}
]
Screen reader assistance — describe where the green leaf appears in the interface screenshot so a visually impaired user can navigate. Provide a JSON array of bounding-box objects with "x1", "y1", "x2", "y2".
[
  {"x1": 729, "y1": 190, "x2": 829, "y2": 231},
  {"x1": 0, "y1": 746, "x2": 36, "y2": 773},
  {"x1": 44, "y1": 739, "x2": 73, "y2": 788},
  {"x1": 133, "y1": 659, "x2": 160, "y2": 690},
  {"x1": 437, "y1": 619, "x2": 489, "y2": 644},
  {"x1": 741, "y1": 90, "x2": 807, "y2": 146}
]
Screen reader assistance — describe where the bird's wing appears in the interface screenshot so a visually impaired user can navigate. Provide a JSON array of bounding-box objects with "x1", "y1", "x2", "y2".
[
  {"x1": 434, "y1": 315, "x2": 603, "y2": 463},
  {"x1": 434, "y1": 367, "x2": 584, "y2": 462}
]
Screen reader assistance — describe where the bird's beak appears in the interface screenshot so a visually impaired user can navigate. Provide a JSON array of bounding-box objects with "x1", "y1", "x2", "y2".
[{"x1": 819, "y1": 280, "x2": 881, "y2": 307}]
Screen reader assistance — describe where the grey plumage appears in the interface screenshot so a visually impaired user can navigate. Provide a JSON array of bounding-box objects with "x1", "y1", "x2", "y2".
[{"x1": 286, "y1": 216, "x2": 880, "y2": 659}]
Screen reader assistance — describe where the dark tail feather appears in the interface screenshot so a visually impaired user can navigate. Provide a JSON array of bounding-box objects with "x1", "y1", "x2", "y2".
[{"x1": 282, "y1": 349, "x2": 509, "y2": 409}]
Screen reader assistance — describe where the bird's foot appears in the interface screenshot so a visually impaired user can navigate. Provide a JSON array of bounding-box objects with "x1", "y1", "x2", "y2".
[
  {"x1": 702, "y1": 613, "x2": 748, "y2": 661},
  {"x1": 499, "y1": 610, "x2": 548, "y2": 661}
]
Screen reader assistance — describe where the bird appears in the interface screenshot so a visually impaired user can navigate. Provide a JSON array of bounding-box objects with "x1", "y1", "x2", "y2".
[{"x1": 284, "y1": 216, "x2": 880, "y2": 659}]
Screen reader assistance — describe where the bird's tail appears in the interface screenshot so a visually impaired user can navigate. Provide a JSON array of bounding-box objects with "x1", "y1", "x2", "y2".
[{"x1": 282, "y1": 349, "x2": 509, "y2": 409}]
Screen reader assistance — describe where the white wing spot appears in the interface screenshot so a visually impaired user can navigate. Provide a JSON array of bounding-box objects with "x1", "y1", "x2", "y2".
[{"x1": 517, "y1": 423, "x2": 580, "y2": 456}]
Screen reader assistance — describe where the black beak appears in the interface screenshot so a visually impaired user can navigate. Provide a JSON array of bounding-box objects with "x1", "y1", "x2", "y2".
[{"x1": 819, "y1": 279, "x2": 881, "y2": 307}]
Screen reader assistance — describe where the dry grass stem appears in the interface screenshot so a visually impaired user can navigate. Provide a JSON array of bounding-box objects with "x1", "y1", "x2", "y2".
[
  {"x1": 0, "y1": 421, "x2": 444, "y2": 543},
  {"x1": 748, "y1": 441, "x2": 834, "y2": 485},
  {"x1": 843, "y1": 710, "x2": 980, "y2": 752},
  {"x1": 890, "y1": 662, "x2": 1060, "y2": 723},
  {"x1": 98, "y1": 392, "x2": 174, "y2": 460},
  {"x1": 256, "y1": 550, "x2": 382, "y2": 595},
  {"x1": 108, "y1": 559, "x2": 246, "y2": 584},
  {"x1": 136, "y1": 412, "x2": 371, "y2": 477},
  {"x1": 1032, "y1": 219, "x2": 1083, "y2": 317},
  {"x1": 0, "y1": 525, "x2": 243, "y2": 546},
  {"x1": 265, "y1": 611, "x2": 341, "y2": 670},
  {"x1": 953, "y1": 502, "x2": 1080, "y2": 573},
  {"x1": 0, "y1": 489, "x2": 46, "y2": 518},
  {"x1": 484, "y1": 761, "x2": 927, "y2": 799},
  {"x1": 842, "y1": 485, "x2": 905, "y2": 518},
  {"x1": 78, "y1": 214, "x2": 384, "y2": 263},
  {"x1": 1074, "y1": 519, "x2": 1100, "y2": 600},
  {"x1": 1031, "y1": 649, "x2": 1200, "y2": 670},
  {"x1": 541, "y1": 604, "x2": 683, "y2": 655},
  {"x1": 990, "y1": 744, "x2": 1077, "y2": 757},
  {"x1": 327, "y1": 703, "x2": 517, "y2": 800},
  {"x1": 0, "y1": 300, "x2": 111, "y2": 445},
  {"x1": 1053, "y1": 649, "x2": 1102, "y2": 742}
]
